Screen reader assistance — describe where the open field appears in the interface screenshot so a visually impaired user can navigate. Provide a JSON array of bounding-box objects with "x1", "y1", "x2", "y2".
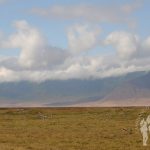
[{"x1": 0, "y1": 107, "x2": 149, "y2": 150}]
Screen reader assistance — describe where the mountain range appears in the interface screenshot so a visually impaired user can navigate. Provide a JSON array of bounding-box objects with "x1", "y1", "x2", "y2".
[{"x1": 0, "y1": 71, "x2": 149, "y2": 107}]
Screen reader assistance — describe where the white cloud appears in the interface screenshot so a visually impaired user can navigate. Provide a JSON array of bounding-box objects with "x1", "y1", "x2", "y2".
[
  {"x1": 105, "y1": 31, "x2": 139, "y2": 59},
  {"x1": 104, "y1": 31, "x2": 150, "y2": 60},
  {"x1": 121, "y1": 0, "x2": 143, "y2": 14},
  {"x1": 31, "y1": 1, "x2": 144, "y2": 26},
  {"x1": 67, "y1": 24, "x2": 100, "y2": 53},
  {"x1": 0, "y1": 20, "x2": 150, "y2": 82},
  {"x1": 143, "y1": 37, "x2": 150, "y2": 50},
  {"x1": 0, "y1": 54, "x2": 149, "y2": 82},
  {"x1": 1, "y1": 20, "x2": 69, "y2": 69}
]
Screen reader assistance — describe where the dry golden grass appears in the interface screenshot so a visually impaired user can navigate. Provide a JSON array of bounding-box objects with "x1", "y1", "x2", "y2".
[{"x1": 0, "y1": 107, "x2": 149, "y2": 150}]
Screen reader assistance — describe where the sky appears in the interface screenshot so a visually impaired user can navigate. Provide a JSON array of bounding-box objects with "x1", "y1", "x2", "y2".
[{"x1": 0, "y1": 0, "x2": 150, "y2": 82}]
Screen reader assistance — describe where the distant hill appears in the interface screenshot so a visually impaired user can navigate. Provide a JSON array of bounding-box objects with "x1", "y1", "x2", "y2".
[
  {"x1": 76, "y1": 71, "x2": 150, "y2": 107},
  {"x1": 100, "y1": 72, "x2": 150, "y2": 106},
  {"x1": 0, "y1": 71, "x2": 149, "y2": 107}
]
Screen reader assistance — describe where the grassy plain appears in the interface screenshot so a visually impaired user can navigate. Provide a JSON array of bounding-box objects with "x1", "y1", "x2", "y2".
[{"x1": 0, "y1": 107, "x2": 149, "y2": 150}]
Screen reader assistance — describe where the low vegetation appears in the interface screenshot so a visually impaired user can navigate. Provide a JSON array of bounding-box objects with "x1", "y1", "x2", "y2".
[{"x1": 0, "y1": 107, "x2": 149, "y2": 150}]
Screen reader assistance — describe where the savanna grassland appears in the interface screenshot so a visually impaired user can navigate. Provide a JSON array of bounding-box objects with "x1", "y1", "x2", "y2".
[{"x1": 0, "y1": 107, "x2": 149, "y2": 150}]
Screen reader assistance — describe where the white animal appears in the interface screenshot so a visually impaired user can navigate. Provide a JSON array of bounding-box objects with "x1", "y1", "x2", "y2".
[{"x1": 140, "y1": 118, "x2": 148, "y2": 146}]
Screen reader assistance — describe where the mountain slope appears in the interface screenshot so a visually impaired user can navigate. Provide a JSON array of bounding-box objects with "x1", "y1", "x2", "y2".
[
  {"x1": 81, "y1": 72, "x2": 150, "y2": 107},
  {"x1": 0, "y1": 77, "x2": 123, "y2": 106}
]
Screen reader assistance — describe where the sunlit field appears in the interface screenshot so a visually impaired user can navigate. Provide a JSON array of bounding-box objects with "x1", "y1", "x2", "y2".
[{"x1": 0, "y1": 107, "x2": 149, "y2": 150}]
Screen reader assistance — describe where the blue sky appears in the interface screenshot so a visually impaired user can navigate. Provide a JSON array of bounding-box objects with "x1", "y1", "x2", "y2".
[
  {"x1": 0, "y1": 0, "x2": 149, "y2": 50},
  {"x1": 0, "y1": 0, "x2": 149, "y2": 82}
]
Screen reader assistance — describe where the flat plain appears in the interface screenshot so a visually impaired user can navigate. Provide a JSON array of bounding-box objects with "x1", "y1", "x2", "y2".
[{"x1": 0, "y1": 107, "x2": 149, "y2": 150}]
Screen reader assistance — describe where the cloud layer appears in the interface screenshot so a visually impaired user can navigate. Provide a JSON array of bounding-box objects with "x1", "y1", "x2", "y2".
[
  {"x1": 0, "y1": 20, "x2": 149, "y2": 82},
  {"x1": 31, "y1": 1, "x2": 143, "y2": 26}
]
